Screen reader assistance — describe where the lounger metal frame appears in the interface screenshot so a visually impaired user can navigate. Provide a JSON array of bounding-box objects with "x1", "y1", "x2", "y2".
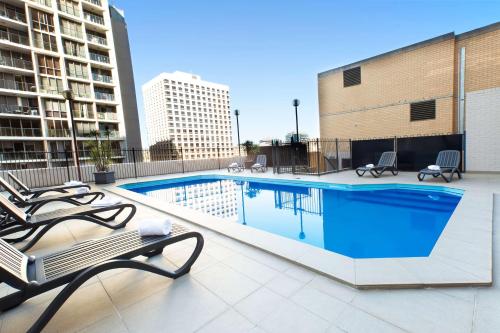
[
  {"x1": 417, "y1": 150, "x2": 462, "y2": 183},
  {"x1": 355, "y1": 151, "x2": 398, "y2": 178},
  {"x1": 0, "y1": 225, "x2": 204, "y2": 333}
]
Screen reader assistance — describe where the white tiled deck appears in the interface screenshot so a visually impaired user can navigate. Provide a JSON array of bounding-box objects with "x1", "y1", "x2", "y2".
[{"x1": 0, "y1": 171, "x2": 499, "y2": 332}]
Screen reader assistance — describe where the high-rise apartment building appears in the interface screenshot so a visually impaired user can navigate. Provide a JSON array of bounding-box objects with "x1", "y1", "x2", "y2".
[
  {"x1": 142, "y1": 71, "x2": 233, "y2": 159},
  {"x1": 0, "y1": 0, "x2": 139, "y2": 167}
]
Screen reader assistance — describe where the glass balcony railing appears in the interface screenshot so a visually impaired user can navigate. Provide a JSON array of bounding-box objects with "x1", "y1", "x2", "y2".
[
  {"x1": 0, "y1": 7, "x2": 26, "y2": 23},
  {"x1": 0, "y1": 104, "x2": 38, "y2": 115},
  {"x1": 60, "y1": 27, "x2": 83, "y2": 39},
  {"x1": 48, "y1": 128, "x2": 71, "y2": 137},
  {"x1": 89, "y1": 52, "x2": 109, "y2": 63},
  {"x1": 58, "y1": 3, "x2": 80, "y2": 17},
  {"x1": 94, "y1": 91, "x2": 114, "y2": 101},
  {"x1": 74, "y1": 110, "x2": 94, "y2": 119},
  {"x1": 30, "y1": 0, "x2": 52, "y2": 7},
  {"x1": 92, "y1": 72, "x2": 112, "y2": 83},
  {"x1": 45, "y1": 110, "x2": 67, "y2": 118},
  {"x1": 33, "y1": 37, "x2": 58, "y2": 52},
  {"x1": 0, "y1": 55, "x2": 33, "y2": 70},
  {"x1": 0, "y1": 78, "x2": 34, "y2": 91},
  {"x1": 67, "y1": 71, "x2": 88, "y2": 80},
  {"x1": 87, "y1": 34, "x2": 107, "y2": 45},
  {"x1": 97, "y1": 112, "x2": 117, "y2": 120},
  {"x1": 83, "y1": 0, "x2": 102, "y2": 7},
  {"x1": 98, "y1": 130, "x2": 119, "y2": 138},
  {"x1": 0, "y1": 127, "x2": 42, "y2": 137},
  {"x1": 83, "y1": 12, "x2": 104, "y2": 25},
  {"x1": 0, "y1": 30, "x2": 29, "y2": 45}
]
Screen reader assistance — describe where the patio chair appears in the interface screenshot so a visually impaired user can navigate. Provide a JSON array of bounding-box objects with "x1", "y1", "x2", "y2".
[
  {"x1": 227, "y1": 161, "x2": 244, "y2": 172},
  {"x1": 0, "y1": 194, "x2": 136, "y2": 252},
  {"x1": 7, "y1": 171, "x2": 91, "y2": 198},
  {"x1": 355, "y1": 151, "x2": 398, "y2": 178},
  {"x1": 0, "y1": 225, "x2": 204, "y2": 333},
  {"x1": 417, "y1": 150, "x2": 462, "y2": 183},
  {"x1": 0, "y1": 177, "x2": 104, "y2": 215},
  {"x1": 250, "y1": 155, "x2": 267, "y2": 173}
]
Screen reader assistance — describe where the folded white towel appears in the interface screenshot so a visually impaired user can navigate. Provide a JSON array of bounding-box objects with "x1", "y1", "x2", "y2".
[
  {"x1": 91, "y1": 197, "x2": 122, "y2": 207},
  {"x1": 138, "y1": 218, "x2": 172, "y2": 236},
  {"x1": 229, "y1": 162, "x2": 238, "y2": 167},
  {"x1": 365, "y1": 164, "x2": 375, "y2": 168},
  {"x1": 75, "y1": 187, "x2": 90, "y2": 194},
  {"x1": 65, "y1": 180, "x2": 84, "y2": 186},
  {"x1": 428, "y1": 165, "x2": 441, "y2": 171},
  {"x1": 252, "y1": 163, "x2": 262, "y2": 168}
]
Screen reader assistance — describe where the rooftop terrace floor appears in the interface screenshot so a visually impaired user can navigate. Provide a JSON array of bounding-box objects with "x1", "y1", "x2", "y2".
[{"x1": 1, "y1": 170, "x2": 499, "y2": 332}]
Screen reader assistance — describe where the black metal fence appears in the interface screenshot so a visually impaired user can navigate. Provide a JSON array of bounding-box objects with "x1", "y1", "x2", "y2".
[
  {"x1": 271, "y1": 133, "x2": 465, "y2": 175},
  {"x1": 0, "y1": 148, "x2": 244, "y2": 189}
]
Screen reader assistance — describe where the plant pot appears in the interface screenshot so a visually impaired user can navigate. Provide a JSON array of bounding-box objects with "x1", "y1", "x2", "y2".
[{"x1": 94, "y1": 171, "x2": 115, "y2": 184}]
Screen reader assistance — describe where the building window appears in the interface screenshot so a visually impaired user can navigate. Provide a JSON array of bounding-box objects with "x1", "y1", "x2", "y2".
[
  {"x1": 410, "y1": 100, "x2": 436, "y2": 121},
  {"x1": 37, "y1": 55, "x2": 61, "y2": 76},
  {"x1": 343, "y1": 66, "x2": 361, "y2": 87},
  {"x1": 31, "y1": 9, "x2": 55, "y2": 32}
]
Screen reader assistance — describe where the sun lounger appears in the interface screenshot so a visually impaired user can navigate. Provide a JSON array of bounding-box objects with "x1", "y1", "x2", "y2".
[
  {"x1": 250, "y1": 155, "x2": 267, "y2": 173},
  {"x1": 7, "y1": 172, "x2": 91, "y2": 198},
  {"x1": 417, "y1": 150, "x2": 462, "y2": 183},
  {"x1": 228, "y1": 161, "x2": 244, "y2": 172},
  {"x1": 0, "y1": 224, "x2": 203, "y2": 333},
  {"x1": 355, "y1": 151, "x2": 398, "y2": 178},
  {"x1": 0, "y1": 194, "x2": 136, "y2": 252}
]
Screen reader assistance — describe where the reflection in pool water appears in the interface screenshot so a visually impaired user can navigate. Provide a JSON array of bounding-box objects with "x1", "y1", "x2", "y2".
[{"x1": 124, "y1": 177, "x2": 462, "y2": 259}]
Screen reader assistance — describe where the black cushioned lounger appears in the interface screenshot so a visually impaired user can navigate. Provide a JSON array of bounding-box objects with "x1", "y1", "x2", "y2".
[
  {"x1": 0, "y1": 194, "x2": 136, "y2": 252},
  {"x1": 7, "y1": 171, "x2": 91, "y2": 199},
  {"x1": 355, "y1": 151, "x2": 398, "y2": 178},
  {"x1": 0, "y1": 224, "x2": 204, "y2": 333},
  {"x1": 0, "y1": 177, "x2": 104, "y2": 214},
  {"x1": 417, "y1": 150, "x2": 462, "y2": 183}
]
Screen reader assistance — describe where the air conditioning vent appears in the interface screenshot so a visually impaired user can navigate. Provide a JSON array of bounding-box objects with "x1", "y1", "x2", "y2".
[
  {"x1": 410, "y1": 100, "x2": 436, "y2": 121},
  {"x1": 343, "y1": 67, "x2": 361, "y2": 87}
]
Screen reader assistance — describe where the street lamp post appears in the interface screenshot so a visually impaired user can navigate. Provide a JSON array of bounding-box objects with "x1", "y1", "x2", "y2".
[
  {"x1": 62, "y1": 89, "x2": 82, "y2": 181},
  {"x1": 234, "y1": 109, "x2": 241, "y2": 156},
  {"x1": 293, "y1": 99, "x2": 300, "y2": 142}
]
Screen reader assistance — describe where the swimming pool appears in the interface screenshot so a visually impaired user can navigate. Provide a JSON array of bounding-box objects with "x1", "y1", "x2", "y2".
[{"x1": 121, "y1": 175, "x2": 463, "y2": 259}]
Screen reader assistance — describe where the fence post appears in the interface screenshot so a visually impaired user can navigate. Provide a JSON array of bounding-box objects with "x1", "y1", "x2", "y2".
[
  {"x1": 463, "y1": 131, "x2": 466, "y2": 172},
  {"x1": 217, "y1": 144, "x2": 221, "y2": 170},
  {"x1": 180, "y1": 146, "x2": 185, "y2": 173},
  {"x1": 291, "y1": 138, "x2": 296, "y2": 175},
  {"x1": 335, "y1": 138, "x2": 339, "y2": 172},
  {"x1": 64, "y1": 150, "x2": 71, "y2": 182},
  {"x1": 316, "y1": 138, "x2": 320, "y2": 176},
  {"x1": 349, "y1": 139, "x2": 352, "y2": 169},
  {"x1": 132, "y1": 148, "x2": 138, "y2": 178},
  {"x1": 394, "y1": 136, "x2": 398, "y2": 169}
]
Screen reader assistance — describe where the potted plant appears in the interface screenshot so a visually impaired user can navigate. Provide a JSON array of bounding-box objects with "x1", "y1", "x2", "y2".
[{"x1": 88, "y1": 129, "x2": 115, "y2": 184}]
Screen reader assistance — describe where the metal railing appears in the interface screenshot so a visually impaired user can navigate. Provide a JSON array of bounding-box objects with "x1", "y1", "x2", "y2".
[
  {"x1": 0, "y1": 127, "x2": 42, "y2": 137},
  {"x1": 45, "y1": 110, "x2": 67, "y2": 118},
  {"x1": 0, "y1": 29, "x2": 29, "y2": 45},
  {"x1": 97, "y1": 112, "x2": 117, "y2": 120},
  {"x1": 92, "y1": 72, "x2": 112, "y2": 83},
  {"x1": 83, "y1": 11, "x2": 104, "y2": 25},
  {"x1": 60, "y1": 26, "x2": 83, "y2": 39},
  {"x1": 30, "y1": 0, "x2": 52, "y2": 7},
  {"x1": 0, "y1": 55, "x2": 33, "y2": 70},
  {"x1": 67, "y1": 71, "x2": 88, "y2": 79},
  {"x1": 0, "y1": 7, "x2": 26, "y2": 23},
  {"x1": 65, "y1": 49, "x2": 86, "y2": 58},
  {"x1": 83, "y1": 0, "x2": 102, "y2": 6},
  {"x1": 0, "y1": 146, "x2": 245, "y2": 188},
  {"x1": 89, "y1": 52, "x2": 109, "y2": 63},
  {"x1": 47, "y1": 128, "x2": 70, "y2": 137},
  {"x1": 0, "y1": 104, "x2": 38, "y2": 115},
  {"x1": 0, "y1": 78, "x2": 34, "y2": 91},
  {"x1": 87, "y1": 34, "x2": 107, "y2": 45},
  {"x1": 94, "y1": 91, "x2": 114, "y2": 101}
]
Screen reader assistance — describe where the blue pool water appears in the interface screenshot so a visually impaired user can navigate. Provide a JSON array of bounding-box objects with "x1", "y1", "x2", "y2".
[{"x1": 121, "y1": 176, "x2": 463, "y2": 259}]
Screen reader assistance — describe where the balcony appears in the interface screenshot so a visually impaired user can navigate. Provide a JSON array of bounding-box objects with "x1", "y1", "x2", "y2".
[
  {"x1": 87, "y1": 34, "x2": 107, "y2": 46},
  {"x1": 0, "y1": 7, "x2": 26, "y2": 23},
  {"x1": 94, "y1": 91, "x2": 114, "y2": 101},
  {"x1": 89, "y1": 52, "x2": 109, "y2": 63},
  {"x1": 0, "y1": 126, "x2": 42, "y2": 137},
  {"x1": 0, "y1": 78, "x2": 33, "y2": 91},
  {"x1": 45, "y1": 110, "x2": 67, "y2": 118},
  {"x1": 65, "y1": 49, "x2": 86, "y2": 58},
  {"x1": 48, "y1": 128, "x2": 71, "y2": 137},
  {"x1": 83, "y1": 0, "x2": 102, "y2": 6},
  {"x1": 60, "y1": 27, "x2": 83, "y2": 39},
  {"x1": 58, "y1": 3, "x2": 80, "y2": 17},
  {"x1": 83, "y1": 11, "x2": 104, "y2": 25},
  {"x1": 98, "y1": 130, "x2": 119, "y2": 138},
  {"x1": 33, "y1": 36, "x2": 57, "y2": 52},
  {"x1": 0, "y1": 104, "x2": 38, "y2": 116},
  {"x1": 67, "y1": 71, "x2": 88, "y2": 80},
  {"x1": 97, "y1": 112, "x2": 117, "y2": 120},
  {"x1": 0, "y1": 29, "x2": 29, "y2": 46},
  {"x1": 0, "y1": 55, "x2": 33, "y2": 70},
  {"x1": 74, "y1": 110, "x2": 94, "y2": 119},
  {"x1": 92, "y1": 72, "x2": 112, "y2": 83}
]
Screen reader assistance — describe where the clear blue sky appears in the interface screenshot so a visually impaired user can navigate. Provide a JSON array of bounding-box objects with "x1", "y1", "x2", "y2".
[{"x1": 110, "y1": 0, "x2": 499, "y2": 147}]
